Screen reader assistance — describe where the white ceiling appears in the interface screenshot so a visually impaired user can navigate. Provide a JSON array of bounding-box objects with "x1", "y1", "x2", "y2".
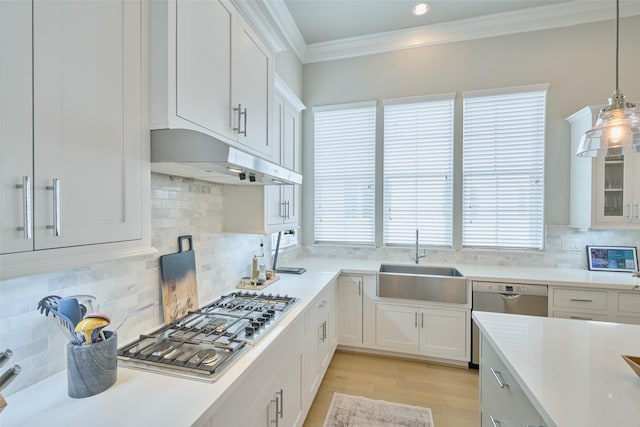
[
  {"x1": 283, "y1": 0, "x2": 570, "y2": 44},
  {"x1": 257, "y1": 0, "x2": 640, "y2": 63}
]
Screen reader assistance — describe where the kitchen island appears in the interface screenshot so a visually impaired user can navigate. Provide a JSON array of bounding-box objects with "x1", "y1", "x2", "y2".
[{"x1": 473, "y1": 311, "x2": 640, "y2": 427}]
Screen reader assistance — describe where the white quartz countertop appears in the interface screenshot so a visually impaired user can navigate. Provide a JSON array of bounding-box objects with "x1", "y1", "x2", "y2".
[
  {"x1": 0, "y1": 269, "x2": 340, "y2": 427},
  {"x1": 473, "y1": 311, "x2": 640, "y2": 427},
  {"x1": 290, "y1": 256, "x2": 640, "y2": 290}
]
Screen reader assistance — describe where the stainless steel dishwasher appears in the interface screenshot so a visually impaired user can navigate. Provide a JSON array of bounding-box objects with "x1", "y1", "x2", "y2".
[{"x1": 471, "y1": 281, "x2": 548, "y2": 366}]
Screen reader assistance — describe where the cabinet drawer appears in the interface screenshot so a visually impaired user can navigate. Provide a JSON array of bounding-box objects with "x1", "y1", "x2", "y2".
[
  {"x1": 553, "y1": 311, "x2": 608, "y2": 322},
  {"x1": 481, "y1": 338, "x2": 544, "y2": 426},
  {"x1": 618, "y1": 292, "x2": 640, "y2": 314},
  {"x1": 618, "y1": 315, "x2": 640, "y2": 325},
  {"x1": 553, "y1": 288, "x2": 606, "y2": 310}
]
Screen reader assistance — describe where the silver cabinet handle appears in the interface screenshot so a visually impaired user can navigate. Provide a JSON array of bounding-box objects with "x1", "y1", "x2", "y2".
[
  {"x1": 280, "y1": 201, "x2": 287, "y2": 219},
  {"x1": 271, "y1": 395, "x2": 279, "y2": 427},
  {"x1": 277, "y1": 389, "x2": 284, "y2": 419},
  {"x1": 414, "y1": 312, "x2": 418, "y2": 328},
  {"x1": 15, "y1": 176, "x2": 32, "y2": 239},
  {"x1": 358, "y1": 281, "x2": 362, "y2": 296},
  {"x1": 323, "y1": 320, "x2": 327, "y2": 341},
  {"x1": 636, "y1": 203, "x2": 640, "y2": 219},
  {"x1": 570, "y1": 315, "x2": 593, "y2": 321},
  {"x1": 233, "y1": 104, "x2": 247, "y2": 136},
  {"x1": 421, "y1": 312, "x2": 424, "y2": 328},
  {"x1": 489, "y1": 415, "x2": 502, "y2": 427},
  {"x1": 628, "y1": 203, "x2": 633, "y2": 219},
  {"x1": 46, "y1": 178, "x2": 61, "y2": 236},
  {"x1": 490, "y1": 367, "x2": 509, "y2": 388},
  {"x1": 285, "y1": 201, "x2": 290, "y2": 219},
  {"x1": 570, "y1": 298, "x2": 593, "y2": 303}
]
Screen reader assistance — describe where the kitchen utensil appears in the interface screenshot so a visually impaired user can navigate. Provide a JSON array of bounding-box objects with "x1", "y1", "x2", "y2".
[
  {"x1": 75, "y1": 317, "x2": 109, "y2": 345},
  {"x1": 37, "y1": 295, "x2": 61, "y2": 316},
  {"x1": 57, "y1": 297, "x2": 83, "y2": 327},
  {"x1": 160, "y1": 235, "x2": 199, "y2": 324},
  {"x1": 37, "y1": 296, "x2": 83, "y2": 344},
  {"x1": 0, "y1": 350, "x2": 12, "y2": 368},
  {"x1": 0, "y1": 365, "x2": 21, "y2": 392},
  {"x1": 85, "y1": 313, "x2": 111, "y2": 341},
  {"x1": 114, "y1": 303, "x2": 155, "y2": 333},
  {"x1": 68, "y1": 294, "x2": 96, "y2": 313}
]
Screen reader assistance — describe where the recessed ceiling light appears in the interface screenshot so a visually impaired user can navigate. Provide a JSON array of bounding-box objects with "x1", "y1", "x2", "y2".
[{"x1": 412, "y1": 2, "x2": 430, "y2": 16}]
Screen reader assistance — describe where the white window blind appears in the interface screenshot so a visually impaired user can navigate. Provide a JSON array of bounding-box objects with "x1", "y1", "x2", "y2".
[
  {"x1": 383, "y1": 94, "x2": 454, "y2": 246},
  {"x1": 314, "y1": 102, "x2": 376, "y2": 244},
  {"x1": 462, "y1": 85, "x2": 547, "y2": 250}
]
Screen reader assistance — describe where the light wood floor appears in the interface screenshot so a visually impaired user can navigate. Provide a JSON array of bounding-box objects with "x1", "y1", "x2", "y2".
[{"x1": 303, "y1": 350, "x2": 479, "y2": 427}]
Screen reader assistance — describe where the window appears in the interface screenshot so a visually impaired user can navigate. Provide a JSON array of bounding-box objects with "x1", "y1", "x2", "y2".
[
  {"x1": 383, "y1": 94, "x2": 454, "y2": 246},
  {"x1": 314, "y1": 102, "x2": 376, "y2": 244},
  {"x1": 462, "y1": 85, "x2": 547, "y2": 249}
]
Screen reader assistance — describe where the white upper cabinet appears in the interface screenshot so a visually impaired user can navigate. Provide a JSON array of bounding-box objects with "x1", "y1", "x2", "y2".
[
  {"x1": 151, "y1": 0, "x2": 274, "y2": 159},
  {"x1": 1, "y1": 0, "x2": 144, "y2": 267},
  {"x1": 567, "y1": 106, "x2": 640, "y2": 229}
]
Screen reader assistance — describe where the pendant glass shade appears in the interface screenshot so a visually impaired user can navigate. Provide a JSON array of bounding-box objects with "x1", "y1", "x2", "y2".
[
  {"x1": 576, "y1": 0, "x2": 640, "y2": 157},
  {"x1": 577, "y1": 100, "x2": 640, "y2": 157}
]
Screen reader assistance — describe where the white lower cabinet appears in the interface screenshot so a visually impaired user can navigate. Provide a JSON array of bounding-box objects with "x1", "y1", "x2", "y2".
[
  {"x1": 480, "y1": 335, "x2": 546, "y2": 427},
  {"x1": 549, "y1": 286, "x2": 640, "y2": 325},
  {"x1": 337, "y1": 274, "x2": 364, "y2": 346},
  {"x1": 374, "y1": 303, "x2": 468, "y2": 361},
  {"x1": 304, "y1": 279, "x2": 337, "y2": 406}
]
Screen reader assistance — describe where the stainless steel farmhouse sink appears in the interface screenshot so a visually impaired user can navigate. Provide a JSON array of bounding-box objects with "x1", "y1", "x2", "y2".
[{"x1": 377, "y1": 264, "x2": 467, "y2": 304}]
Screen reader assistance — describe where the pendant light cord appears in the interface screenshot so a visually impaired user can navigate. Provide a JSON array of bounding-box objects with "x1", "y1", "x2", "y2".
[{"x1": 615, "y1": 0, "x2": 619, "y2": 91}]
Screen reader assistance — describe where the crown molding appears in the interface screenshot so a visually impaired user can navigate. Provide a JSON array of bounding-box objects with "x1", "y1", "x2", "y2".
[
  {"x1": 262, "y1": 0, "x2": 306, "y2": 61},
  {"x1": 275, "y1": 75, "x2": 306, "y2": 112},
  {"x1": 231, "y1": 0, "x2": 287, "y2": 53},
  {"x1": 262, "y1": 0, "x2": 640, "y2": 64}
]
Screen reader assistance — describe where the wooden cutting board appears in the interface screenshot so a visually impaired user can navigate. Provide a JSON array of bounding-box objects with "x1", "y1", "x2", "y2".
[{"x1": 160, "y1": 235, "x2": 199, "y2": 324}]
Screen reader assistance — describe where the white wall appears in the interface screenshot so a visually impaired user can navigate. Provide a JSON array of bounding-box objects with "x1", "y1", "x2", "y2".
[{"x1": 300, "y1": 17, "x2": 640, "y2": 246}]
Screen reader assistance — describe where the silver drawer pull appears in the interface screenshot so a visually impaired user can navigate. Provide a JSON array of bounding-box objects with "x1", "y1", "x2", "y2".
[
  {"x1": 569, "y1": 298, "x2": 593, "y2": 303},
  {"x1": 570, "y1": 316, "x2": 592, "y2": 321},
  {"x1": 490, "y1": 367, "x2": 509, "y2": 388},
  {"x1": 45, "y1": 178, "x2": 61, "y2": 236},
  {"x1": 15, "y1": 176, "x2": 32, "y2": 239},
  {"x1": 489, "y1": 415, "x2": 502, "y2": 427}
]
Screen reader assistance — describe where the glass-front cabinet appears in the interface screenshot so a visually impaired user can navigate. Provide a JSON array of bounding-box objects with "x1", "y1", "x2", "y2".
[{"x1": 567, "y1": 106, "x2": 640, "y2": 229}]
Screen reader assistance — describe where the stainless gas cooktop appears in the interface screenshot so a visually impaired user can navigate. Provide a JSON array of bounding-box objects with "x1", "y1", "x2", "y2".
[{"x1": 118, "y1": 292, "x2": 298, "y2": 382}]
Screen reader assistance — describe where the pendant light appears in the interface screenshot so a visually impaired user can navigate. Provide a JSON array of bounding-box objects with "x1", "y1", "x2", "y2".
[{"x1": 576, "y1": 0, "x2": 640, "y2": 157}]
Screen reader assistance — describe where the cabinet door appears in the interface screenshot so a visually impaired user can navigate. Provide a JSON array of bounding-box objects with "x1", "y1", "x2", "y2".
[
  {"x1": 633, "y1": 155, "x2": 640, "y2": 223},
  {"x1": 266, "y1": 95, "x2": 284, "y2": 226},
  {"x1": 33, "y1": 0, "x2": 141, "y2": 249},
  {"x1": 419, "y1": 308, "x2": 468, "y2": 360},
  {"x1": 233, "y1": 18, "x2": 273, "y2": 158},
  {"x1": 375, "y1": 303, "x2": 419, "y2": 353},
  {"x1": 281, "y1": 104, "x2": 299, "y2": 225},
  {"x1": 337, "y1": 275, "x2": 363, "y2": 346},
  {"x1": 278, "y1": 353, "x2": 303, "y2": 427},
  {"x1": 0, "y1": 0, "x2": 33, "y2": 254},
  {"x1": 594, "y1": 155, "x2": 634, "y2": 225},
  {"x1": 176, "y1": 0, "x2": 235, "y2": 141}
]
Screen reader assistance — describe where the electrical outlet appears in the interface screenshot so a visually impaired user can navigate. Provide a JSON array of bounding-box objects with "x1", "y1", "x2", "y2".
[
  {"x1": 562, "y1": 239, "x2": 582, "y2": 251},
  {"x1": 329, "y1": 248, "x2": 340, "y2": 256}
]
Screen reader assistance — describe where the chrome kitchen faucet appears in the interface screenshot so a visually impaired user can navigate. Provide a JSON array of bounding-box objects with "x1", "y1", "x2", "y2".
[{"x1": 415, "y1": 229, "x2": 426, "y2": 264}]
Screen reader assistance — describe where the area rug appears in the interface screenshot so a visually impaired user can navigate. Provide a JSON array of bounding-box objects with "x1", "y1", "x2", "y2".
[{"x1": 323, "y1": 392, "x2": 434, "y2": 427}]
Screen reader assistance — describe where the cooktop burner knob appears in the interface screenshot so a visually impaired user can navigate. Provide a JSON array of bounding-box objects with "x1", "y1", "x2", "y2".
[
  {"x1": 267, "y1": 309, "x2": 276, "y2": 316},
  {"x1": 255, "y1": 317, "x2": 266, "y2": 325},
  {"x1": 262, "y1": 313, "x2": 272, "y2": 321},
  {"x1": 251, "y1": 321, "x2": 261, "y2": 329},
  {"x1": 245, "y1": 326, "x2": 255, "y2": 336}
]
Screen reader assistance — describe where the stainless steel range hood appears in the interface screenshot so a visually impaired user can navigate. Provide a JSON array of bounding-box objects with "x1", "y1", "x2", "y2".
[{"x1": 150, "y1": 129, "x2": 302, "y2": 185}]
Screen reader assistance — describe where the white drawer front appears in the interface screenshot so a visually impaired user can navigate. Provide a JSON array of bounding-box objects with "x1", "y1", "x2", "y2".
[
  {"x1": 553, "y1": 311, "x2": 608, "y2": 322},
  {"x1": 618, "y1": 315, "x2": 640, "y2": 325},
  {"x1": 618, "y1": 292, "x2": 640, "y2": 314},
  {"x1": 553, "y1": 288, "x2": 606, "y2": 311}
]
